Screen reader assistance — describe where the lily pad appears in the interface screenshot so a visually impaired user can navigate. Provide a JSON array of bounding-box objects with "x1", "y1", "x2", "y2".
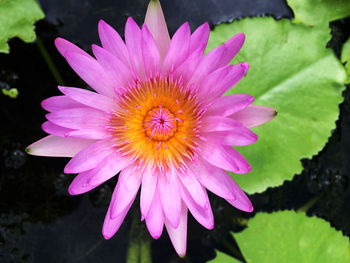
[
  {"x1": 207, "y1": 17, "x2": 346, "y2": 194},
  {"x1": 209, "y1": 211, "x2": 350, "y2": 263},
  {"x1": 341, "y1": 37, "x2": 350, "y2": 82},
  {"x1": 0, "y1": 0, "x2": 45, "y2": 53},
  {"x1": 288, "y1": 0, "x2": 350, "y2": 26}
]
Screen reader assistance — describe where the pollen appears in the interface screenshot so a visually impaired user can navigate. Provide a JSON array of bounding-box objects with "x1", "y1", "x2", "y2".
[{"x1": 108, "y1": 77, "x2": 204, "y2": 172}]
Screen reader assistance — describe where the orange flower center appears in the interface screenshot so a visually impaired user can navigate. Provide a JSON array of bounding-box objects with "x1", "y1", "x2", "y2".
[{"x1": 109, "y1": 77, "x2": 203, "y2": 173}]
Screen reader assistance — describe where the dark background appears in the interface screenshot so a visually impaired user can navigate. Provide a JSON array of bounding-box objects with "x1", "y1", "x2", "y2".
[{"x1": 0, "y1": 0, "x2": 349, "y2": 262}]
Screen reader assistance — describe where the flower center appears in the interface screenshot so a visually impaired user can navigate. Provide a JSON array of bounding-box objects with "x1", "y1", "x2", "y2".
[
  {"x1": 144, "y1": 105, "x2": 177, "y2": 141},
  {"x1": 109, "y1": 77, "x2": 204, "y2": 172}
]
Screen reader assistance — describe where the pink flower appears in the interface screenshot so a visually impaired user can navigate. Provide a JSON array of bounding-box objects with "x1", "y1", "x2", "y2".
[{"x1": 26, "y1": 0, "x2": 276, "y2": 256}]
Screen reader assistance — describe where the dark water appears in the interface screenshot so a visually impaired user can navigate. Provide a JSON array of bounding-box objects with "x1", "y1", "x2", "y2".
[{"x1": 0, "y1": 0, "x2": 349, "y2": 262}]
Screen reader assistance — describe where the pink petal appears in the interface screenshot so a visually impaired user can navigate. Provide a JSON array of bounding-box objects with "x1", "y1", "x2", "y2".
[
  {"x1": 103, "y1": 198, "x2": 134, "y2": 240},
  {"x1": 55, "y1": 37, "x2": 90, "y2": 58},
  {"x1": 220, "y1": 33, "x2": 245, "y2": 66},
  {"x1": 98, "y1": 20, "x2": 129, "y2": 65},
  {"x1": 189, "y1": 33, "x2": 245, "y2": 85},
  {"x1": 58, "y1": 86, "x2": 119, "y2": 112},
  {"x1": 145, "y1": 190, "x2": 164, "y2": 239},
  {"x1": 46, "y1": 107, "x2": 107, "y2": 130},
  {"x1": 201, "y1": 116, "x2": 244, "y2": 132},
  {"x1": 214, "y1": 63, "x2": 249, "y2": 97},
  {"x1": 193, "y1": 159, "x2": 236, "y2": 200},
  {"x1": 140, "y1": 166, "x2": 158, "y2": 219},
  {"x1": 205, "y1": 94, "x2": 254, "y2": 117},
  {"x1": 179, "y1": 183, "x2": 214, "y2": 230},
  {"x1": 190, "y1": 22, "x2": 210, "y2": 54},
  {"x1": 158, "y1": 171, "x2": 181, "y2": 228},
  {"x1": 173, "y1": 48, "x2": 203, "y2": 87},
  {"x1": 165, "y1": 203, "x2": 188, "y2": 257},
  {"x1": 64, "y1": 140, "x2": 115, "y2": 173},
  {"x1": 68, "y1": 152, "x2": 129, "y2": 195},
  {"x1": 41, "y1": 96, "x2": 83, "y2": 112},
  {"x1": 162, "y1": 22, "x2": 191, "y2": 73},
  {"x1": 231, "y1": 105, "x2": 277, "y2": 128},
  {"x1": 41, "y1": 121, "x2": 74, "y2": 137},
  {"x1": 88, "y1": 153, "x2": 130, "y2": 186},
  {"x1": 26, "y1": 135, "x2": 94, "y2": 157},
  {"x1": 125, "y1": 17, "x2": 145, "y2": 80},
  {"x1": 198, "y1": 65, "x2": 231, "y2": 97},
  {"x1": 205, "y1": 32, "x2": 245, "y2": 69},
  {"x1": 144, "y1": 0, "x2": 170, "y2": 61},
  {"x1": 141, "y1": 25, "x2": 160, "y2": 77},
  {"x1": 225, "y1": 180, "x2": 253, "y2": 212},
  {"x1": 200, "y1": 63, "x2": 249, "y2": 99},
  {"x1": 64, "y1": 52, "x2": 115, "y2": 97},
  {"x1": 178, "y1": 169, "x2": 208, "y2": 208},
  {"x1": 200, "y1": 142, "x2": 251, "y2": 174},
  {"x1": 197, "y1": 160, "x2": 253, "y2": 212},
  {"x1": 92, "y1": 44, "x2": 133, "y2": 89},
  {"x1": 68, "y1": 170, "x2": 95, "y2": 195},
  {"x1": 64, "y1": 128, "x2": 110, "y2": 140},
  {"x1": 188, "y1": 47, "x2": 226, "y2": 85},
  {"x1": 204, "y1": 129, "x2": 257, "y2": 146},
  {"x1": 110, "y1": 165, "x2": 142, "y2": 218}
]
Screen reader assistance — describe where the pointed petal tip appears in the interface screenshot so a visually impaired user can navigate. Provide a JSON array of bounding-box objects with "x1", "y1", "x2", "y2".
[
  {"x1": 63, "y1": 166, "x2": 73, "y2": 174},
  {"x1": 102, "y1": 232, "x2": 113, "y2": 240},
  {"x1": 98, "y1": 19, "x2": 106, "y2": 26},
  {"x1": 150, "y1": 231, "x2": 161, "y2": 240},
  {"x1": 67, "y1": 188, "x2": 76, "y2": 196},
  {"x1": 227, "y1": 197, "x2": 254, "y2": 213},
  {"x1": 54, "y1": 37, "x2": 65, "y2": 48},
  {"x1": 25, "y1": 140, "x2": 46, "y2": 157},
  {"x1": 67, "y1": 183, "x2": 83, "y2": 196},
  {"x1": 25, "y1": 145, "x2": 32, "y2": 155},
  {"x1": 241, "y1": 203, "x2": 254, "y2": 213},
  {"x1": 126, "y1": 16, "x2": 137, "y2": 25},
  {"x1": 57, "y1": 85, "x2": 66, "y2": 93},
  {"x1": 207, "y1": 223, "x2": 214, "y2": 230},
  {"x1": 91, "y1": 44, "x2": 100, "y2": 54},
  {"x1": 242, "y1": 164, "x2": 252, "y2": 174},
  {"x1": 241, "y1": 62, "x2": 249, "y2": 71},
  {"x1": 237, "y1": 32, "x2": 245, "y2": 40}
]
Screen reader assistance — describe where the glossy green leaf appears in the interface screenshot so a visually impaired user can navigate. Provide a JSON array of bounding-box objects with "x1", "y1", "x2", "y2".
[
  {"x1": 209, "y1": 211, "x2": 350, "y2": 263},
  {"x1": 0, "y1": 0, "x2": 45, "y2": 53},
  {"x1": 208, "y1": 251, "x2": 241, "y2": 263},
  {"x1": 207, "y1": 17, "x2": 346, "y2": 193},
  {"x1": 288, "y1": 0, "x2": 350, "y2": 26},
  {"x1": 341, "y1": 37, "x2": 350, "y2": 82}
]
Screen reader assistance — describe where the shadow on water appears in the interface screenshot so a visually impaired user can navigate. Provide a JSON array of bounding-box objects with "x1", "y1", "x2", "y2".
[{"x1": 0, "y1": 0, "x2": 349, "y2": 262}]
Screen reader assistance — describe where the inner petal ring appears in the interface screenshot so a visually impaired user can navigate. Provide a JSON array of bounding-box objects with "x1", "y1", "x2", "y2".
[{"x1": 144, "y1": 105, "x2": 178, "y2": 141}]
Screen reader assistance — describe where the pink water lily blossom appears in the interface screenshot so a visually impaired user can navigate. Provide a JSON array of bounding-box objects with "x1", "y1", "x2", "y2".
[{"x1": 26, "y1": 0, "x2": 276, "y2": 256}]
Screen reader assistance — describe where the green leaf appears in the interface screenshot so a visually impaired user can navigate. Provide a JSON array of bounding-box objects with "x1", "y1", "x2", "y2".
[
  {"x1": 0, "y1": 0, "x2": 45, "y2": 53},
  {"x1": 209, "y1": 211, "x2": 350, "y2": 263},
  {"x1": 2, "y1": 88, "x2": 18, "y2": 98},
  {"x1": 208, "y1": 251, "x2": 241, "y2": 263},
  {"x1": 207, "y1": 17, "x2": 346, "y2": 194},
  {"x1": 288, "y1": 0, "x2": 350, "y2": 26},
  {"x1": 341, "y1": 37, "x2": 350, "y2": 82}
]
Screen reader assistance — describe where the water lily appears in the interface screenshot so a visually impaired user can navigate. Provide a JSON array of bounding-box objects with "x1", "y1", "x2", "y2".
[{"x1": 26, "y1": 0, "x2": 276, "y2": 256}]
